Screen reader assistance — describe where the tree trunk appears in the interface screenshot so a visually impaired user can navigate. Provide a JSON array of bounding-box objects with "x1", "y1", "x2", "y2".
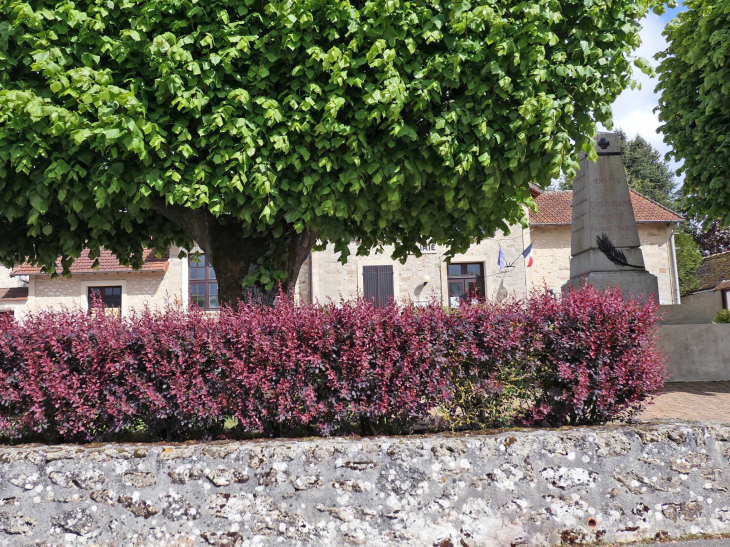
[{"x1": 152, "y1": 204, "x2": 317, "y2": 307}]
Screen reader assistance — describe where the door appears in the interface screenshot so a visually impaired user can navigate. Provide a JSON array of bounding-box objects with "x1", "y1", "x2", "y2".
[{"x1": 362, "y1": 265, "x2": 394, "y2": 307}]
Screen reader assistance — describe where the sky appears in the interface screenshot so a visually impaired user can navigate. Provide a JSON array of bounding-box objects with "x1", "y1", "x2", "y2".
[{"x1": 603, "y1": 3, "x2": 687, "y2": 184}]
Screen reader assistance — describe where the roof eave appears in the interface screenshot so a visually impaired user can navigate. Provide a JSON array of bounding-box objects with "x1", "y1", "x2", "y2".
[
  {"x1": 529, "y1": 220, "x2": 680, "y2": 227},
  {"x1": 12, "y1": 267, "x2": 168, "y2": 277}
]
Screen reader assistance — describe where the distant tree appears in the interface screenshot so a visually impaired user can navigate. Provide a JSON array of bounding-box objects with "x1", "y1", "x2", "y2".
[
  {"x1": 656, "y1": 0, "x2": 730, "y2": 224},
  {"x1": 556, "y1": 130, "x2": 679, "y2": 210},
  {"x1": 555, "y1": 173, "x2": 574, "y2": 191},
  {"x1": 691, "y1": 220, "x2": 730, "y2": 256},
  {"x1": 674, "y1": 232, "x2": 702, "y2": 296},
  {"x1": 618, "y1": 130, "x2": 678, "y2": 209}
]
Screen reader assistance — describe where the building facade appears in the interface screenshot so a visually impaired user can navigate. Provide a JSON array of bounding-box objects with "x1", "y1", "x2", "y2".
[
  {"x1": 677, "y1": 250, "x2": 730, "y2": 323},
  {"x1": 1, "y1": 189, "x2": 684, "y2": 318}
]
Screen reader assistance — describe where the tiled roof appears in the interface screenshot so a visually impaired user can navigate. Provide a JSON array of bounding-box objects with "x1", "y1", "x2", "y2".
[
  {"x1": 0, "y1": 287, "x2": 28, "y2": 301},
  {"x1": 530, "y1": 190, "x2": 684, "y2": 225},
  {"x1": 12, "y1": 248, "x2": 169, "y2": 276},
  {"x1": 715, "y1": 280, "x2": 730, "y2": 291},
  {"x1": 694, "y1": 251, "x2": 730, "y2": 292}
]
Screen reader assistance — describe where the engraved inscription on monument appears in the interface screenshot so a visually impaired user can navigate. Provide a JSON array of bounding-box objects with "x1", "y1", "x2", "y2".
[{"x1": 563, "y1": 132, "x2": 659, "y2": 302}]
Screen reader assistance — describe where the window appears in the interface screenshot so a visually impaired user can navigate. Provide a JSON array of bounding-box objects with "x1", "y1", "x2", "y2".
[
  {"x1": 447, "y1": 263, "x2": 485, "y2": 307},
  {"x1": 362, "y1": 265, "x2": 394, "y2": 308},
  {"x1": 88, "y1": 286, "x2": 122, "y2": 315},
  {"x1": 189, "y1": 254, "x2": 219, "y2": 309}
]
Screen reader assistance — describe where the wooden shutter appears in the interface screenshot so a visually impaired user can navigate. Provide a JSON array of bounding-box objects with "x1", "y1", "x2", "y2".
[{"x1": 362, "y1": 265, "x2": 394, "y2": 307}]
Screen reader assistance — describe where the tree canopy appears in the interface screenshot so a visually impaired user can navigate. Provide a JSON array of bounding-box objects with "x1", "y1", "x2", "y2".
[
  {"x1": 656, "y1": 0, "x2": 730, "y2": 224},
  {"x1": 692, "y1": 220, "x2": 730, "y2": 256},
  {"x1": 0, "y1": 0, "x2": 662, "y2": 303}
]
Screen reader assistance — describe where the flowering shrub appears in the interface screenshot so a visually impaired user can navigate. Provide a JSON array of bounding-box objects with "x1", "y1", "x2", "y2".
[{"x1": 0, "y1": 286, "x2": 664, "y2": 442}]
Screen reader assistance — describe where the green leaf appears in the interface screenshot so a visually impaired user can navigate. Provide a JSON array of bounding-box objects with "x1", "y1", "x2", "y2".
[{"x1": 0, "y1": 0, "x2": 666, "y2": 299}]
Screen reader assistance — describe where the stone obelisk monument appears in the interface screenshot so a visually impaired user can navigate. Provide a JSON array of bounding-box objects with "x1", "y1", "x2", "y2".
[{"x1": 563, "y1": 132, "x2": 659, "y2": 303}]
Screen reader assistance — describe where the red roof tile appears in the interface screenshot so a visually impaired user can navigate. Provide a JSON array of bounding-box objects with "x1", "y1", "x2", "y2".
[
  {"x1": 694, "y1": 251, "x2": 730, "y2": 292},
  {"x1": 529, "y1": 190, "x2": 684, "y2": 225},
  {"x1": 12, "y1": 248, "x2": 169, "y2": 276},
  {"x1": 0, "y1": 287, "x2": 28, "y2": 301}
]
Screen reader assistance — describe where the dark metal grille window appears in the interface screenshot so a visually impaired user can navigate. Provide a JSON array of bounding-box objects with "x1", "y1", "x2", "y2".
[
  {"x1": 362, "y1": 265, "x2": 394, "y2": 308},
  {"x1": 447, "y1": 263, "x2": 485, "y2": 307},
  {"x1": 189, "y1": 255, "x2": 219, "y2": 309},
  {"x1": 88, "y1": 286, "x2": 122, "y2": 314}
]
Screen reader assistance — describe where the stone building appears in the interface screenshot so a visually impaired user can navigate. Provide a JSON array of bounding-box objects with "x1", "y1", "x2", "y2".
[
  {"x1": 676, "y1": 250, "x2": 730, "y2": 323},
  {"x1": 0, "y1": 188, "x2": 683, "y2": 318}
]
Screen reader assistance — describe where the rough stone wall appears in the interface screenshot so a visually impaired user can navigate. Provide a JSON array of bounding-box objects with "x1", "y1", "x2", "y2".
[
  {"x1": 0, "y1": 266, "x2": 24, "y2": 289},
  {"x1": 530, "y1": 223, "x2": 677, "y2": 304},
  {"x1": 531, "y1": 225, "x2": 572, "y2": 295},
  {"x1": 304, "y1": 223, "x2": 533, "y2": 306},
  {"x1": 0, "y1": 422, "x2": 728, "y2": 546},
  {"x1": 28, "y1": 256, "x2": 183, "y2": 316},
  {"x1": 640, "y1": 223, "x2": 676, "y2": 305}
]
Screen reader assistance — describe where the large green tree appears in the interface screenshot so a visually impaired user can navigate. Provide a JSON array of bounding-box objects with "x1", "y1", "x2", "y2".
[
  {"x1": 656, "y1": 0, "x2": 730, "y2": 224},
  {"x1": 0, "y1": 0, "x2": 662, "y2": 304}
]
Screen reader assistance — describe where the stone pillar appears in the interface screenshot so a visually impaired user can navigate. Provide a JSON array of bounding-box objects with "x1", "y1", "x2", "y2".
[{"x1": 563, "y1": 132, "x2": 659, "y2": 302}]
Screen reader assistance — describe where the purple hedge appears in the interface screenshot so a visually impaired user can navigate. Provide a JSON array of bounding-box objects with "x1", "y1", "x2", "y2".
[{"x1": 0, "y1": 285, "x2": 665, "y2": 442}]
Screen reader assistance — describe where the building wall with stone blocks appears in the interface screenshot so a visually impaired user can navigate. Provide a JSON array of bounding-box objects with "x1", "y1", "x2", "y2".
[
  {"x1": 28, "y1": 255, "x2": 184, "y2": 315},
  {"x1": 0, "y1": 265, "x2": 25, "y2": 288},
  {"x1": 0, "y1": 422, "x2": 728, "y2": 546},
  {"x1": 531, "y1": 223, "x2": 678, "y2": 304},
  {"x1": 299, "y1": 222, "x2": 533, "y2": 306},
  {"x1": 19, "y1": 220, "x2": 678, "y2": 314}
]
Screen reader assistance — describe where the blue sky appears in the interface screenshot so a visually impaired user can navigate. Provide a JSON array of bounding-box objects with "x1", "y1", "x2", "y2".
[{"x1": 603, "y1": 2, "x2": 687, "y2": 184}]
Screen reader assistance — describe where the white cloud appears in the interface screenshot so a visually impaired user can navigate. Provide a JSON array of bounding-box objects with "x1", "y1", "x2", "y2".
[{"x1": 599, "y1": 13, "x2": 683, "y2": 183}]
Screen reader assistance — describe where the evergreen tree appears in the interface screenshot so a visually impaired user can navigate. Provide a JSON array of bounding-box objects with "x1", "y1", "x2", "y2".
[
  {"x1": 557, "y1": 130, "x2": 678, "y2": 210},
  {"x1": 617, "y1": 130, "x2": 678, "y2": 209}
]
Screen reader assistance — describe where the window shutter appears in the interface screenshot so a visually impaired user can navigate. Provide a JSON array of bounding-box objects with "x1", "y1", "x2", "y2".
[{"x1": 363, "y1": 265, "x2": 394, "y2": 307}]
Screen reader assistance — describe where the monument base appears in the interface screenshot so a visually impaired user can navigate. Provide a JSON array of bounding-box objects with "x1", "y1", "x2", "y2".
[{"x1": 563, "y1": 271, "x2": 659, "y2": 304}]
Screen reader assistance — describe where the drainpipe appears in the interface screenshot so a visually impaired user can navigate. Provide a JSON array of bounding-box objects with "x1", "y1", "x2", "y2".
[
  {"x1": 181, "y1": 254, "x2": 189, "y2": 310},
  {"x1": 669, "y1": 224, "x2": 681, "y2": 305}
]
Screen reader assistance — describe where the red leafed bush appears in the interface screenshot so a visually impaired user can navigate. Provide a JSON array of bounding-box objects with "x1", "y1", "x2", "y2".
[
  {"x1": 446, "y1": 287, "x2": 665, "y2": 428},
  {"x1": 0, "y1": 286, "x2": 664, "y2": 442}
]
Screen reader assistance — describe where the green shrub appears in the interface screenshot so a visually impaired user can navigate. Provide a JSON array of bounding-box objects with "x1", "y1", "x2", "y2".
[{"x1": 713, "y1": 310, "x2": 730, "y2": 324}]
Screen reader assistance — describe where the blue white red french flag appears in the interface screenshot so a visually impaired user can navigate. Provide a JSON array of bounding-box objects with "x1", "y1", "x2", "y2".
[{"x1": 522, "y1": 243, "x2": 534, "y2": 267}]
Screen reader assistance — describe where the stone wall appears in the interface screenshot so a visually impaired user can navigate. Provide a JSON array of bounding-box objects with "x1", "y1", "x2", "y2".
[
  {"x1": 664, "y1": 291, "x2": 725, "y2": 325},
  {"x1": 0, "y1": 266, "x2": 25, "y2": 289},
  {"x1": 530, "y1": 223, "x2": 678, "y2": 304},
  {"x1": 0, "y1": 422, "x2": 728, "y2": 546},
  {"x1": 28, "y1": 256, "x2": 183, "y2": 316},
  {"x1": 659, "y1": 324, "x2": 730, "y2": 382},
  {"x1": 301, "y1": 224, "x2": 533, "y2": 306}
]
